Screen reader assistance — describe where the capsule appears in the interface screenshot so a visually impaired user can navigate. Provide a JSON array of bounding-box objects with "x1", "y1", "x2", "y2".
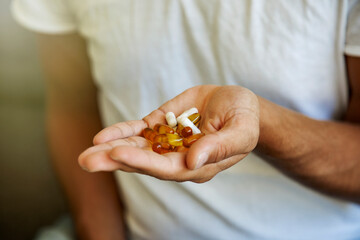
[
  {"x1": 166, "y1": 134, "x2": 183, "y2": 146},
  {"x1": 142, "y1": 128, "x2": 157, "y2": 142},
  {"x1": 183, "y1": 133, "x2": 205, "y2": 147},
  {"x1": 165, "y1": 112, "x2": 177, "y2": 128},
  {"x1": 188, "y1": 113, "x2": 201, "y2": 127},
  {"x1": 177, "y1": 107, "x2": 198, "y2": 122},
  {"x1": 153, "y1": 134, "x2": 168, "y2": 143},
  {"x1": 181, "y1": 126, "x2": 193, "y2": 138},
  {"x1": 152, "y1": 142, "x2": 172, "y2": 154},
  {"x1": 176, "y1": 123, "x2": 184, "y2": 136},
  {"x1": 154, "y1": 123, "x2": 175, "y2": 134},
  {"x1": 153, "y1": 133, "x2": 183, "y2": 147},
  {"x1": 178, "y1": 116, "x2": 201, "y2": 134}
]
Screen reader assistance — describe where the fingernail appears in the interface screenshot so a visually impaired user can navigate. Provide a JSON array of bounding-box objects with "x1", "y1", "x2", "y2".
[
  {"x1": 109, "y1": 152, "x2": 119, "y2": 161},
  {"x1": 195, "y1": 152, "x2": 209, "y2": 169}
]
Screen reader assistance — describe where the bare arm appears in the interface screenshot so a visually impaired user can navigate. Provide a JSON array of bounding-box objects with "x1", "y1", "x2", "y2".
[
  {"x1": 38, "y1": 33, "x2": 126, "y2": 239},
  {"x1": 257, "y1": 56, "x2": 360, "y2": 202}
]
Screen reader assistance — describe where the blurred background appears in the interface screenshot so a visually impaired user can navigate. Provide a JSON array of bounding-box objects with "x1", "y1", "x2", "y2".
[{"x1": 0, "y1": 0, "x2": 67, "y2": 239}]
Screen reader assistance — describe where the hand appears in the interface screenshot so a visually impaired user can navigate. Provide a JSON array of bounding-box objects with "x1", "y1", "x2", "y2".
[{"x1": 78, "y1": 85, "x2": 260, "y2": 183}]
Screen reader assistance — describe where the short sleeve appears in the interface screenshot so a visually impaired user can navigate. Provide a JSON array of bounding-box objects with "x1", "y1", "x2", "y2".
[
  {"x1": 345, "y1": 1, "x2": 360, "y2": 57},
  {"x1": 11, "y1": 0, "x2": 77, "y2": 34}
]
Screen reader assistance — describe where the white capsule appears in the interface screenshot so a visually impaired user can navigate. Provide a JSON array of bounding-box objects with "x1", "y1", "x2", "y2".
[
  {"x1": 165, "y1": 112, "x2": 177, "y2": 128},
  {"x1": 178, "y1": 116, "x2": 201, "y2": 134},
  {"x1": 176, "y1": 107, "x2": 198, "y2": 122}
]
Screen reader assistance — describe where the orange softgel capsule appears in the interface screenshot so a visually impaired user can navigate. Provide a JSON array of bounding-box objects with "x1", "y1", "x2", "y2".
[
  {"x1": 183, "y1": 133, "x2": 205, "y2": 147},
  {"x1": 152, "y1": 142, "x2": 172, "y2": 154},
  {"x1": 154, "y1": 123, "x2": 175, "y2": 134},
  {"x1": 142, "y1": 128, "x2": 157, "y2": 142}
]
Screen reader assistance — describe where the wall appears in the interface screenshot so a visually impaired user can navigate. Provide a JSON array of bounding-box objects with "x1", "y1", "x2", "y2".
[{"x1": 0, "y1": 1, "x2": 67, "y2": 239}]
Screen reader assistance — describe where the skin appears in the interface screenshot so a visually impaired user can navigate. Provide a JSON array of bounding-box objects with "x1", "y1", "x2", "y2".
[
  {"x1": 79, "y1": 56, "x2": 360, "y2": 203},
  {"x1": 38, "y1": 33, "x2": 126, "y2": 240}
]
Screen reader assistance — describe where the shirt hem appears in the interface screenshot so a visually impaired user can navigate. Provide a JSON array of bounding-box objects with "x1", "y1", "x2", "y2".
[{"x1": 344, "y1": 45, "x2": 360, "y2": 57}]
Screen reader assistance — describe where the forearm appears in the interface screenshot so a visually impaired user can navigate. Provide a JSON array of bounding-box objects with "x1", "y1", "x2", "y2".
[
  {"x1": 47, "y1": 109, "x2": 126, "y2": 239},
  {"x1": 257, "y1": 97, "x2": 360, "y2": 202}
]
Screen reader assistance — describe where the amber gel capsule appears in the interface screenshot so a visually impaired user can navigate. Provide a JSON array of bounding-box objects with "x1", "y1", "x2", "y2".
[
  {"x1": 154, "y1": 123, "x2": 175, "y2": 134},
  {"x1": 153, "y1": 133, "x2": 183, "y2": 147},
  {"x1": 183, "y1": 133, "x2": 205, "y2": 147},
  {"x1": 188, "y1": 113, "x2": 201, "y2": 126},
  {"x1": 176, "y1": 123, "x2": 184, "y2": 136},
  {"x1": 152, "y1": 142, "x2": 172, "y2": 154},
  {"x1": 142, "y1": 128, "x2": 157, "y2": 142},
  {"x1": 153, "y1": 134, "x2": 168, "y2": 144}
]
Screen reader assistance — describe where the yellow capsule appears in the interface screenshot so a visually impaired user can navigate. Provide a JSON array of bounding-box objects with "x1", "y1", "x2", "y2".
[
  {"x1": 154, "y1": 123, "x2": 175, "y2": 134},
  {"x1": 183, "y1": 133, "x2": 205, "y2": 147},
  {"x1": 166, "y1": 133, "x2": 183, "y2": 147},
  {"x1": 188, "y1": 113, "x2": 201, "y2": 126},
  {"x1": 142, "y1": 128, "x2": 157, "y2": 142}
]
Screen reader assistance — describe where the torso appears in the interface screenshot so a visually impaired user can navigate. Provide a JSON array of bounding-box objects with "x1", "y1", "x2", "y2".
[{"x1": 67, "y1": 1, "x2": 360, "y2": 239}]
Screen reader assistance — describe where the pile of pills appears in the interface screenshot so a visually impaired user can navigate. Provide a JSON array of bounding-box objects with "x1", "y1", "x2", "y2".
[{"x1": 142, "y1": 108, "x2": 205, "y2": 154}]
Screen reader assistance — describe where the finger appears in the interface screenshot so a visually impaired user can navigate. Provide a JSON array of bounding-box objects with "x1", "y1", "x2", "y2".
[
  {"x1": 186, "y1": 115, "x2": 259, "y2": 170},
  {"x1": 93, "y1": 120, "x2": 148, "y2": 144},
  {"x1": 82, "y1": 136, "x2": 150, "y2": 158},
  {"x1": 109, "y1": 146, "x2": 197, "y2": 181},
  {"x1": 142, "y1": 85, "x2": 220, "y2": 127},
  {"x1": 79, "y1": 148, "x2": 139, "y2": 173},
  {"x1": 79, "y1": 136, "x2": 150, "y2": 169}
]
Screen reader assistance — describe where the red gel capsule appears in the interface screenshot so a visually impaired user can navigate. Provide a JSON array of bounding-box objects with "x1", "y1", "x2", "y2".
[
  {"x1": 154, "y1": 123, "x2": 175, "y2": 134},
  {"x1": 142, "y1": 128, "x2": 157, "y2": 142},
  {"x1": 183, "y1": 133, "x2": 205, "y2": 147},
  {"x1": 152, "y1": 142, "x2": 172, "y2": 154},
  {"x1": 181, "y1": 126, "x2": 193, "y2": 138}
]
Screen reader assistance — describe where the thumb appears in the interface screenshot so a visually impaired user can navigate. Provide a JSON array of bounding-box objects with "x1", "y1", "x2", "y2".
[{"x1": 186, "y1": 122, "x2": 259, "y2": 170}]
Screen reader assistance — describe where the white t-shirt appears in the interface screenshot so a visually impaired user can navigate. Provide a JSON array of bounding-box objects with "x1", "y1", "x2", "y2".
[{"x1": 12, "y1": 0, "x2": 360, "y2": 239}]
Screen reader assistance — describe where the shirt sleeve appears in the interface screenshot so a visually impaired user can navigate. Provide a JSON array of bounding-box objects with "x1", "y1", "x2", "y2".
[
  {"x1": 345, "y1": 1, "x2": 360, "y2": 57},
  {"x1": 11, "y1": 0, "x2": 77, "y2": 34}
]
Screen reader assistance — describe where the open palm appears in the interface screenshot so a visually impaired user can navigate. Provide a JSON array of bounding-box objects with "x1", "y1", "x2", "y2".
[{"x1": 79, "y1": 85, "x2": 260, "y2": 182}]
